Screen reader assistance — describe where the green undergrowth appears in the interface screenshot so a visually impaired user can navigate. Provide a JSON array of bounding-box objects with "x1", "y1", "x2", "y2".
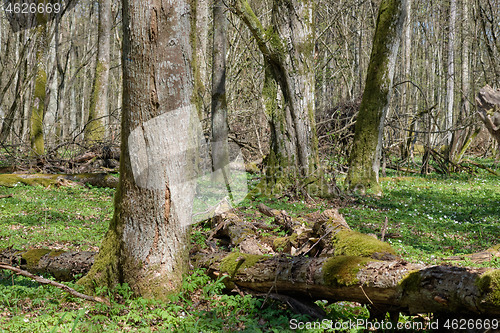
[
  {"x1": 0, "y1": 161, "x2": 499, "y2": 331},
  {"x1": 338, "y1": 169, "x2": 500, "y2": 266},
  {"x1": 0, "y1": 268, "x2": 370, "y2": 332},
  {"x1": 0, "y1": 184, "x2": 114, "y2": 251}
]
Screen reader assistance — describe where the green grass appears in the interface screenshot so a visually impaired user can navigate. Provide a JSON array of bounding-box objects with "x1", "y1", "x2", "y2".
[
  {"x1": 339, "y1": 171, "x2": 500, "y2": 266},
  {"x1": 0, "y1": 184, "x2": 114, "y2": 251},
  {"x1": 0, "y1": 269, "x2": 368, "y2": 332}
]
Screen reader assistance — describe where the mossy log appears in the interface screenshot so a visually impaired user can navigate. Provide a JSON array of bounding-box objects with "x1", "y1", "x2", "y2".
[
  {"x1": 196, "y1": 252, "x2": 500, "y2": 318},
  {"x1": 0, "y1": 173, "x2": 118, "y2": 188},
  {"x1": 2, "y1": 245, "x2": 500, "y2": 317},
  {"x1": 222, "y1": 206, "x2": 397, "y2": 258},
  {"x1": 0, "y1": 248, "x2": 95, "y2": 281}
]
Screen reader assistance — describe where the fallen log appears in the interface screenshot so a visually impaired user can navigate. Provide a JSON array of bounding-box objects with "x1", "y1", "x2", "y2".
[
  {"x1": 195, "y1": 251, "x2": 500, "y2": 318},
  {"x1": 0, "y1": 248, "x2": 95, "y2": 281},
  {"x1": 0, "y1": 173, "x2": 118, "y2": 188},
  {"x1": 1, "y1": 246, "x2": 499, "y2": 317},
  {"x1": 215, "y1": 207, "x2": 396, "y2": 259}
]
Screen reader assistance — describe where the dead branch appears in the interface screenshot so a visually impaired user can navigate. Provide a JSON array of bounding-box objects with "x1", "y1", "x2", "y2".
[{"x1": 0, "y1": 262, "x2": 110, "y2": 305}]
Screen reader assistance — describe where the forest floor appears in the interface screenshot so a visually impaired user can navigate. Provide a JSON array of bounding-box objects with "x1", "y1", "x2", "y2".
[{"x1": 0, "y1": 159, "x2": 499, "y2": 332}]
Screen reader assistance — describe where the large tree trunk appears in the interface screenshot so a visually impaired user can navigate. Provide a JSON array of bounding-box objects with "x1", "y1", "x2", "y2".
[
  {"x1": 84, "y1": 0, "x2": 111, "y2": 144},
  {"x1": 78, "y1": 0, "x2": 196, "y2": 298},
  {"x1": 230, "y1": 0, "x2": 329, "y2": 197},
  {"x1": 346, "y1": 0, "x2": 407, "y2": 194}
]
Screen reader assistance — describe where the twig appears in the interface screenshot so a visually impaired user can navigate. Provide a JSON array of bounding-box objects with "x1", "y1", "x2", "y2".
[
  {"x1": 302, "y1": 227, "x2": 333, "y2": 256},
  {"x1": 0, "y1": 194, "x2": 13, "y2": 199},
  {"x1": 0, "y1": 262, "x2": 110, "y2": 306},
  {"x1": 381, "y1": 217, "x2": 388, "y2": 242}
]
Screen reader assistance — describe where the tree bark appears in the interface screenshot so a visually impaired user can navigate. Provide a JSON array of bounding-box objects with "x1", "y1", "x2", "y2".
[
  {"x1": 346, "y1": 0, "x2": 407, "y2": 194},
  {"x1": 78, "y1": 0, "x2": 196, "y2": 298},
  {"x1": 196, "y1": 252, "x2": 500, "y2": 318},
  {"x1": 0, "y1": 173, "x2": 118, "y2": 188},
  {"x1": 445, "y1": 0, "x2": 456, "y2": 148},
  {"x1": 85, "y1": 0, "x2": 111, "y2": 144},
  {"x1": 211, "y1": 0, "x2": 230, "y2": 182},
  {"x1": 476, "y1": 85, "x2": 500, "y2": 150},
  {"x1": 230, "y1": 0, "x2": 329, "y2": 197},
  {"x1": 30, "y1": 24, "x2": 49, "y2": 156}
]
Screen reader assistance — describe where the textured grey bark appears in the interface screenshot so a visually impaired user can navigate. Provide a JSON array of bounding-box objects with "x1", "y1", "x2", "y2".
[
  {"x1": 231, "y1": 0, "x2": 328, "y2": 196},
  {"x1": 211, "y1": 0, "x2": 230, "y2": 181},
  {"x1": 79, "y1": 0, "x2": 195, "y2": 297}
]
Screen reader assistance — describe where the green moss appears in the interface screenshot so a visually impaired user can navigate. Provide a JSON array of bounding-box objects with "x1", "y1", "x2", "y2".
[
  {"x1": 85, "y1": 61, "x2": 106, "y2": 143},
  {"x1": 0, "y1": 174, "x2": 59, "y2": 187},
  {"x1": 0, "y1": 175, "x2": 23, "y2": 187},
  {"x1": 346, "y1": 0, "x2": 404, "y2": 194},
  {"x1": 21, "y1": 177, "x2": 58, "y2": 187},
  {"x1": 273, "y1": 237, "x2": 290, "y2": 252},
  {"x1": 398, "y1": 271, "x2": 421, "y2": 293},
  {"x1": 476, "y1": 270, "x2": 500, "y2": 307},
  {"x1": 48, "y1": 250, "x2": 66, "y2": 257},
  {"x1": 322, "y1": 256, "x2": 370, "y2": 287},
  {"x1": 332, "y1": 230, "x2": 395, "y2": 257},
  {"x1": 487, "y1": 244, "x2": 500, "y2": 252},
  {"x1": 30, "y1": 68, "x2": 47, "y2": 156},
  {"x1": 220, "y1": 252, "x2": 263, "y2": 277},
  {"x1": 78, "y1": 227, "x2": 121, "y2": 292},
  {"x1": 21, "y1": 249, "x2": 51, "y2": 268},
  {"x1": 264, "y1": 27, "x2": 285, "y2": 57}
]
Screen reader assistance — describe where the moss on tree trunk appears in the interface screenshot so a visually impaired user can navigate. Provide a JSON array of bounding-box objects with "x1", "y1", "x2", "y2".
[
  {"x1": 233, "y1": 0, "x2": 331, "y2": 198},
  {"x1": 346, "y1": 0, "x2": 407, "y2": 194}
]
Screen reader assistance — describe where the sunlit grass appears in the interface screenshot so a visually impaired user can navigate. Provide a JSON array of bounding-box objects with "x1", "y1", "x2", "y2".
[{"x1": 0, "y1": 185, "x2": 114, "y2": 251}]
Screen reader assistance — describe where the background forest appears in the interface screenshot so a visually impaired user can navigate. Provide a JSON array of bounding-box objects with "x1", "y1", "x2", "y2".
[
  {"x1": 0, "y1": 0, "x2": 500, "y2": 332},
  {"x1": 0, "y1": 0, "x2": 499, "y2": 167}
]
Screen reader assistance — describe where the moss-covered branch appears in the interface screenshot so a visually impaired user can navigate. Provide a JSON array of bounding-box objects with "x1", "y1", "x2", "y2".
[{"x1": 229, "y1": 0, "x2": 280, "y2": 63}]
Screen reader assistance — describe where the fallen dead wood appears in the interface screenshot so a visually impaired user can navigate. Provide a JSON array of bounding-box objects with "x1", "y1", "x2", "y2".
[
  {"x1": 0, "y1": 262, "x2": 109, "y2": 305},
  {"x1": 0, "y1": 173, "x2": 118, "y2": 188},
  {"x1": 2, "y1": 204, "x2": 500, "y2": 319},
  {"x1": 476, "y1": 85, "x2": 500, "y2": 149},
  {"x1": 195, "y1": 251, "x2": 500, "y2": 318},
  {"x1": 0, "y1": 248, "x2": 95, "y2": 281},
  {"x1": 444, "y1": 245, "x2": 500, "y2": 264},
  {"x1": 215, "y1": 206, "x2": 396, "y2": 258}
]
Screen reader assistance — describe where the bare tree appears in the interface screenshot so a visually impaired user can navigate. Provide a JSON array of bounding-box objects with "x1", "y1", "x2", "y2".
[{"x1": 230, "y1": 0, "x2": 328, "y2": 196}]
